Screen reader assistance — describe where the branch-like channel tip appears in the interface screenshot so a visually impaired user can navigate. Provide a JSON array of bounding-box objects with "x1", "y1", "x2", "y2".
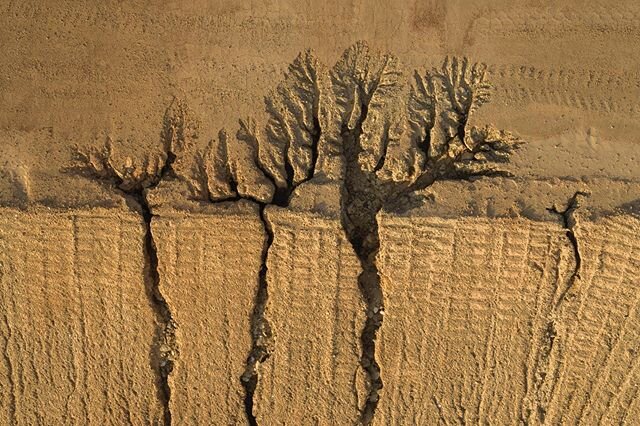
[{"x1": 547, "y1": 190, "x2": 589, "y2": 308}]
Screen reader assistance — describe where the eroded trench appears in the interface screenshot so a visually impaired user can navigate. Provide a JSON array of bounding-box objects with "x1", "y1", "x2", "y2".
[
  {"x1": 340, "y1": 99, "x2": 386, "y2": 424},
  {"x1": 137, "y1": 194, "x2": 176, "y2": 426},
  {"x1": 104, "y1": 161, "x2": 179, "y2": 426},
  {"x1": 240, "y1": 202, "x2": 273, "y2": 426}
]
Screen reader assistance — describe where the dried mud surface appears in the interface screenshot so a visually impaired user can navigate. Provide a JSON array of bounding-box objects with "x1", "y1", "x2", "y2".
[{"x1": 1, "y1": 1, "x2": 640, "y2": 425}]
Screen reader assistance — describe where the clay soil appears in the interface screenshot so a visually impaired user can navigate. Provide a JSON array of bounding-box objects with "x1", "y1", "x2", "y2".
[{"x1": 1, "y1": 1, "x2": 639, "y2": 425}]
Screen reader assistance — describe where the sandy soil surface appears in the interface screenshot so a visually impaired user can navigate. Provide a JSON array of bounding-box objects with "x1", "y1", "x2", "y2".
[{"x1": 1, "y1": 1, "x2": 639, "y2": 424}]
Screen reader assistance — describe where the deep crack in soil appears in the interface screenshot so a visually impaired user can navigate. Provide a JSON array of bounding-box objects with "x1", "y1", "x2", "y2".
[
  {"x1": 71, "y1": 127, "x2": 181, "y2": 424},
  {"x1": 241, "y1": 202, "x2": 274, "y2": 426},
  {"x1": 137, "y1": 193, "x2": 176, "y2": 426}
]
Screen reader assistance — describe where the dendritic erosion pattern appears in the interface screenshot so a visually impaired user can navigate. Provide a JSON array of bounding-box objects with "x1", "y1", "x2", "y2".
[{"x1": 69, "y1": 41, "x2": 522, "y2": 425}]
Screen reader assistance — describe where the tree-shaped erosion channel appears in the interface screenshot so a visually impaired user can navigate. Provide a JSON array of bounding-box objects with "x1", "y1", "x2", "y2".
[{"x1": 69, "y1": 42, "x2": 522, "y2": 425}]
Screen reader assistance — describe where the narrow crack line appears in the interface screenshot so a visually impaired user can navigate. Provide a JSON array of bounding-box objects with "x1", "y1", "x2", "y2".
[
  {"x1": 99, "y1": 183, "x2": 177, "y2": 426},
  {"x1": 136, "y1": 193, "x2": 176, "y2": 426},
  {"x1": 547, "y1": 190, "x2": 589, "y2": 309},
  {"x1": 524, "y1": 191, "x2": 587, "y2": 424},
  {"x1": 522, "y1": 214, "x2": 575, "y2": 424},
  {"x1": 123, "y1": 150, "x2": 178, "y2": 426},
  {"x1": 354, "y1": 237, "x2": 383, "y2": 426},
  {"x1": 531, "y1": 321, "x2": 558, "y2": 424},
  {"x1": 199, "y1": 181, "x2": 274, "y2": 426},
  {"x1": 83, "y1": 189, "x2": 176, "y2": 426},
  {"x1": 241, "y1": 202, "x2": 274, "y2": 426}
]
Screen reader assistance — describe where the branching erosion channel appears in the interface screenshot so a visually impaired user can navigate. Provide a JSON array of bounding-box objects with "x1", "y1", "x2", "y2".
[
  {"x1": 66, "y1": 45, "x2": 524, "y2": 426},
  {"x1": 68, "y1": 122, "x2": 181, "y2": 425}
]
